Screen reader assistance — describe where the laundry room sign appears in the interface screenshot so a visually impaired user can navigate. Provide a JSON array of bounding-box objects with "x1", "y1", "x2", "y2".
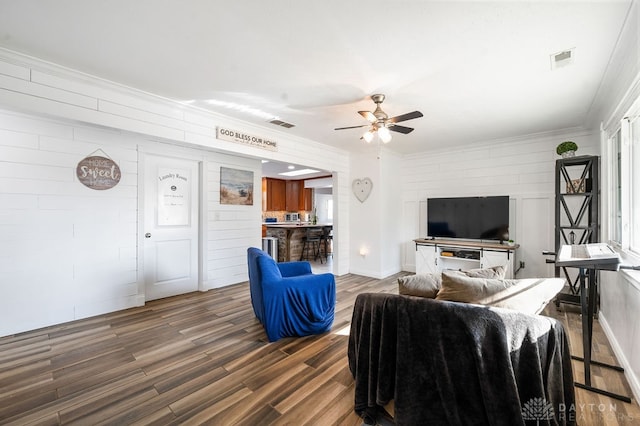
[
  {"x1": 76, "y1": 150, "x2": 121, "y2": 190},
  {"x1": 157, "y1": 168, "x2": 190, "y2": 226}
]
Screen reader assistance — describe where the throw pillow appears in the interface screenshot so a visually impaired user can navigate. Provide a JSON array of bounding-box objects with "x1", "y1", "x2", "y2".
[
  {"x1": 397, "y1": 267, "x2": 505, "y2": 299},
  {"x1": 398, "y1": 273, "x2": 442, "y2": 298},
  {"x1": 462, "y1": 265, "x2": 506, "y2": 279},
  {"x1": 436, "y1": 270, "x2": 565, "y2": 315}
]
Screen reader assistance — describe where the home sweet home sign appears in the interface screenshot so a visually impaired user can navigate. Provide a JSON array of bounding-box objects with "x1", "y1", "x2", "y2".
[{"x1": 76, "y1": 153, "x2": 121, "y2": 190}]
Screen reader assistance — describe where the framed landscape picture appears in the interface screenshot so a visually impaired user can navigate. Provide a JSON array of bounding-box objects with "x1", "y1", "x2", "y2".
[{"x1": 220, "y1": 167, "x2": 254, "y2": 205}]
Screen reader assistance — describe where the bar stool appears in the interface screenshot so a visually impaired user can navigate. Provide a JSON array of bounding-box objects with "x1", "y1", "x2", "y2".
[
  {"x1": 300, "y1": 228, "x2": 323, "y2": 263},
  {"x1": 320, "y1": 226, "x2": 333, "y2": 260}
]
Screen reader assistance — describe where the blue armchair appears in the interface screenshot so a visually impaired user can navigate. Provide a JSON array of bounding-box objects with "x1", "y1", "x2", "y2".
[{"x1": 247, "y1": 247, "x2": 336, "y2": 342}]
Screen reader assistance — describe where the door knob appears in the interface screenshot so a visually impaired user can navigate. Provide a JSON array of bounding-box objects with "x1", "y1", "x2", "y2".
[{"x1": 145, "y1": 233, "x2": 152, "y2": 238}]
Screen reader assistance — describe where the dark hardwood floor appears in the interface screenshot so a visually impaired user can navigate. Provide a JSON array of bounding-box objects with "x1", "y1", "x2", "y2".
[{"x1": 1, "y1": 271, "x2": 638, "y2": 425}]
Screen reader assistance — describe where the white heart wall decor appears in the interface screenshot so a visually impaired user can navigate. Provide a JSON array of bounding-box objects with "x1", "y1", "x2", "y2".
[{"x1": 352, "y1": 178, "x2": 373, "y2": 203}]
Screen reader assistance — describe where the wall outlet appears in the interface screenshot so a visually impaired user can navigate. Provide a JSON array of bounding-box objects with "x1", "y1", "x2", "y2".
[{"x1": 519, "y1": 261, "x2": 526, "y2": 269}]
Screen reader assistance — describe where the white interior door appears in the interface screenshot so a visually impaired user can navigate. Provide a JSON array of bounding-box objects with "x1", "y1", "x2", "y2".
[{"x1": 144, "y1": 154, "x2": 199, "y2": 301}]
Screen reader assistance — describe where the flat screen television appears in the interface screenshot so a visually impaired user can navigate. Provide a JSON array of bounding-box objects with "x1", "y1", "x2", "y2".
[{"x1": 427, "y1": 196, "x2": 509, "y2": 241}]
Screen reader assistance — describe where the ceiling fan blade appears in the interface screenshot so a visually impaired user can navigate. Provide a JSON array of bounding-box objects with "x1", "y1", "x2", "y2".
[
  {"x1": 334, "y1": 124, "x2": 370, "y2": 130},
  {"x1": 388, "y1": 111, "x2": 423, "y2": 124},
  {"x1": 358, "y1": 111, "x2": 377, "y2": 123},
  {"x1": 388, "y1": 124, "x2": 414, "y2": 134}
]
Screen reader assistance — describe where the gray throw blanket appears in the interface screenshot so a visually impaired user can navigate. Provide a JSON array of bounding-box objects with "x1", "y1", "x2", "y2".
[{"x1": 348, "y1": 293, "x2": 576, "y2": 425}]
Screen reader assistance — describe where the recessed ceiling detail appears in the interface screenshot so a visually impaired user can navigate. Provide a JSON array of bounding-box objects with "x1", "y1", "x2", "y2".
[{"x1": 279, "y1": 168, "x2": 320, "y2": 177}]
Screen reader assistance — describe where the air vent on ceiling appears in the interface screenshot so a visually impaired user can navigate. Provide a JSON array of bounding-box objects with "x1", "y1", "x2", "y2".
[
  {"x1": 550, "y1": 48, "x2": 575, "y2": 70},
  {"x1": 269, "y1": 119, "x2": 295, "y2": 129}
]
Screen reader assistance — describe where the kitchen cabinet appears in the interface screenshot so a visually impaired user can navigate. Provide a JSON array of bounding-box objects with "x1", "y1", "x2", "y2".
[
  {"x1": 263, "y1": 178, "x2": 286, "y2": 211},
  {"x1": 301, "y1": 187, "x2": 313, "y2": 211},
  {"x1": 285, "y1": 180, "x2": 300, "y2": 211},
  {"x1": 292, "y1": 183, "x2": 313, "y2": 211},
  {"x1": 263, "y1": 178, "x2": 312, "y2": 212}
]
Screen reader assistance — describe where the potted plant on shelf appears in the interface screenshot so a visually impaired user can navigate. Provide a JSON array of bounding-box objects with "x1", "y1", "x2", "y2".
[{"x1": 556, "y1": 141, "x2": 578, "y2": 158}]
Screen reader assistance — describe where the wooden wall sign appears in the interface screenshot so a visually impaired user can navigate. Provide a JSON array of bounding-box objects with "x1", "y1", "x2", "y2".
[
  {"x1": 217, "y1": 127, "x2": 278, "y2": 151},
  {"x1": 76, "y1": 153, "x2": 121, "y2": 190}
]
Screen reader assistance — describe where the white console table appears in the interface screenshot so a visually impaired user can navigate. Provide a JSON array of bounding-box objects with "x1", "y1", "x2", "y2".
[{"x1": 414, "y1": 238, "x2": 519, "y2": 279}]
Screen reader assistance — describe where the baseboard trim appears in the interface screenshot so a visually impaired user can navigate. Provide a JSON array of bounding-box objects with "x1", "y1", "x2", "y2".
[{"x1": 598, "y1": 312, "x2": 640, "y2": 404}]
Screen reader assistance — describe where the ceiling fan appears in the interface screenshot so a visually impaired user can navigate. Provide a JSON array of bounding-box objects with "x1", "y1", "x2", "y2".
[{"x1": 334, "y1": 94, "x2": 423, "y2": 143}]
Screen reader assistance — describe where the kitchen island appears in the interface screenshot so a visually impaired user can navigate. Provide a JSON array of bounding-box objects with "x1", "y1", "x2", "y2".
[{"x1": 264, "y1": 223, "x2": 332, "y2": 262}]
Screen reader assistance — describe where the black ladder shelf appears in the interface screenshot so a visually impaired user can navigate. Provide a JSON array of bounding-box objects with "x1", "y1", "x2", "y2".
[
  {"x1": 553, "y1": 155, "x2": 599, "y2": 308},
  {"x1": 549, "y1": 155, "x2": 631, "y2": 402}
]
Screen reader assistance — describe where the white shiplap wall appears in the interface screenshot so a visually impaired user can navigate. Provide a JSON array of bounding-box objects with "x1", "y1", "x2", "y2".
[
  {"x1": 0, "y1": 49, "x2": 351, "y2": 337},
  {"x1": 400, "y1": 129, "x2": 600, "y2": 278},
  {"x1": 203, "y1": 151, "x2": 263, "y2": 289},
  {"x1": 0, "y1": 111, "x2": 140, "y2": 335}
]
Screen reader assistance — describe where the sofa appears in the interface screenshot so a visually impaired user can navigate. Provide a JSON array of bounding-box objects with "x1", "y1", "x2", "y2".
[
  {"x1": 246, "y1": 247, "x2": 336, "y2": 342},
  {"x1": 397, "y1": 266, "x2": 566, "y2": 316},
  {"x1": 348, "y1": 268, "x2": 574, "y2": 425}
]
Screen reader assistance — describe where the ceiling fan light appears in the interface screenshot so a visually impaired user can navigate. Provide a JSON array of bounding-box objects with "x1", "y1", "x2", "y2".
[
  {"x1": 363, "y1": 130, "x2": 374, "y2": 143},
  {"x1": 378, "y1": 126, "x2": 392, "y2": 143}
]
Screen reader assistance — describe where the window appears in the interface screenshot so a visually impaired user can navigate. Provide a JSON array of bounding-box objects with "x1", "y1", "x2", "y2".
[
  {"x1": 611, "y1": 96, "x2": 640, "y2": 258},
  {"x1": 631, "y1": 115, "x2": 640, "y2": 254},
  {"x1": 610, "y1": 129, "x2": 622, "y2": 244}
]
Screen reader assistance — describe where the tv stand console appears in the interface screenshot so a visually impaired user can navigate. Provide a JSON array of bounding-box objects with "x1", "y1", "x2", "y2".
[{"x1": 414, "y1": 238, "x2": 519, "y2": 279}]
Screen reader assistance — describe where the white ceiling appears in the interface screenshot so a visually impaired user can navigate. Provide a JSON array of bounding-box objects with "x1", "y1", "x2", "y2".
[
  {"x1": 261, "y1": 160, "x2": 331, "y2": 181},
  {"x1": 0, "y1": 1, "x2": 633, "y2": 166}
]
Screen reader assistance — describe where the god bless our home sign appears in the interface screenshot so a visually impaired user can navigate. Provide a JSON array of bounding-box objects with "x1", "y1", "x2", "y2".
[{"x1": 76, "y1": 152, "x2": 121, "y2": 190}]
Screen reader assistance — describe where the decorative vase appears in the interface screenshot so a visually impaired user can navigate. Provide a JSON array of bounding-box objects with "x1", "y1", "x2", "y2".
[{"x1": 561, "y1": 150, "x2": 575, "y2": 158}]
